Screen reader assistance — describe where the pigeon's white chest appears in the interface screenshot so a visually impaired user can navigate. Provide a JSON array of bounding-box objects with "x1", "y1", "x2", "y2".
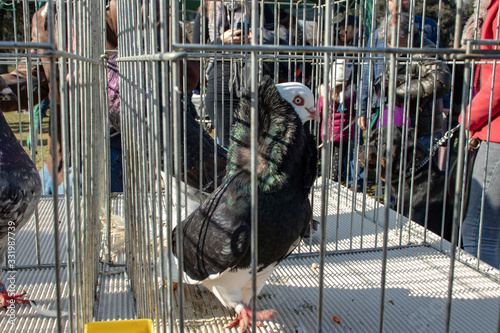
[{"x1": 201, "y1": 264, "x2": 276, "y2": 309}]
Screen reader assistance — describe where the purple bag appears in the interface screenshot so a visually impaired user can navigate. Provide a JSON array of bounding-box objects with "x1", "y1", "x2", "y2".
[{"x1": 376, "y1": 104, "x2": 411, "y2": 128}]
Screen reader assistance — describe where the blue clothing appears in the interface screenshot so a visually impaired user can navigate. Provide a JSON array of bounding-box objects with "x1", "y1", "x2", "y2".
[
  {"x1": 109, "y1": 127, "x2": 123, "y2": 192},
  {"x1": 40, "y1": 98, "x2": 50, "y2": 118},
  {"x1": 462, "y1": 142, "x2": 500, "y2": 268},
  {"x1": 40, "y1": 150, "x2": 123, "y2": 194},
  {"x1": 40, "y1": 164, "x2": 74, "y2": 195},
  {"x1": 413, "y1": 15, "x2": 442, "y2": 47},
  {"x1": 346, "y1": 134, "x2": 364, "y2": 189},
  {"x1": 416, "y1": 132, "x2": 442, "y2": 153},
  {"x1": 348, "y1": 145, "x2": 364, "y2": 189},
  {"x1": 109, "y1": 147, "x2": 123, "y2": 192},
  {"x1": 41, "y1": 127, "x2": 123, "y2": 195},
  {"x1": 360, "y1": 28, "x2": 386, "y2": 115}
]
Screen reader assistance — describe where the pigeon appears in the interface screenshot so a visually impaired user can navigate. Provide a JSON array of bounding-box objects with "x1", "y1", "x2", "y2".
[
  {"x1": 0, "y1": 77, "x2": 42, "y2": 307},
  {"x1": 167, "y1": 76, "x2": 319, "y2": 331}
]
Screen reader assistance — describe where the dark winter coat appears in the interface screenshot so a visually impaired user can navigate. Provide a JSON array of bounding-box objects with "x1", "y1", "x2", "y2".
[{"x1": 393, "y1": 37, "x2": 452, "y2": 137}]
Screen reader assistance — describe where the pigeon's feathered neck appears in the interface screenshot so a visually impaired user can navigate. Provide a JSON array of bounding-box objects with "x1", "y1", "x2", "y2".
[{"x1": 226, "y1": 76, "x2": 303, "y2": 192}]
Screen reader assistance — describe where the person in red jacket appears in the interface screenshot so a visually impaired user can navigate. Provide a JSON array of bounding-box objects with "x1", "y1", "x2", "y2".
[
  {"x1": 461, "y1": 0, "x2": 500, "y2": 268},
  {"x1": 318, "y1": 59, "x2": 356, "y2": 183}
]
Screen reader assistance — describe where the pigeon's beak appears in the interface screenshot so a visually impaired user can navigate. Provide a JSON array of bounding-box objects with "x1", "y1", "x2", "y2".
[
  {"x1": 307, "y1": 107, "x2": 320, "y2": 122},
  {"x1": 1, "y1": 85, "x2": 17, "y2": 102}
]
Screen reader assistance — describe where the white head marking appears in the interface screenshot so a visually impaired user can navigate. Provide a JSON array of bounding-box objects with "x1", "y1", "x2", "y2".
[{"x1": 276, "y1": 82, "x2": 319, "y2": 123}]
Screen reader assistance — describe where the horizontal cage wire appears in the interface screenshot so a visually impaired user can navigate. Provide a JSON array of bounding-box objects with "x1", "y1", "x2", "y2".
[{"x1": 0, "y1": 0, "x2": 500, "y2": 332}]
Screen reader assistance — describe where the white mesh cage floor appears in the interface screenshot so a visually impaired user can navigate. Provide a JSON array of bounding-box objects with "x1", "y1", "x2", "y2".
[{"x1": 1, "y1": 179, "x2": 499, "y2": 332}]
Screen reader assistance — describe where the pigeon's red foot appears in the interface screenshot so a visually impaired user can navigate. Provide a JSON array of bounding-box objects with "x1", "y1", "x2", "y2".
[
  {"x1": 0, "y1": 282, "x2": 30, "y2": 308},
  {"x1": 225, "y1": 304, "x2": 275, "y2": 331}
]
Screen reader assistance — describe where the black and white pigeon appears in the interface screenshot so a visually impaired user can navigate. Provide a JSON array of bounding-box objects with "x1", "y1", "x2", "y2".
[
  {"x1": 167, "y1": 76, "x2": 319, "y2": 331},
  {"x1": 0, "y1": 77, "x2": 41, "y2": 307}
]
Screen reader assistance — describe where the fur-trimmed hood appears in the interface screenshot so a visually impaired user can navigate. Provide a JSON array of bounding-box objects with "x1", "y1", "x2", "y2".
[{"x1": 461, "y1": 0, "x2": 490, "y2": 47}]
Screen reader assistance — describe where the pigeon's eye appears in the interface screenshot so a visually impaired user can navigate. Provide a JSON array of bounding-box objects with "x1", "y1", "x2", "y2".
[{"x1": 294, "y1": 96, "x2": 304, "y2": 106}]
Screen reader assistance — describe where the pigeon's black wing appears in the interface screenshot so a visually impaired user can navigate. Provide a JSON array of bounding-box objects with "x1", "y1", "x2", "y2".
[
  {"x1": 0, "y1": 168, "x2": 41, "y2": 257},
  {"x1": 0, "y1": 111, "x2": 41, "y2": 258},
  {"x1": 172, "y1": 171, "x2": 251, "y2": 282}
]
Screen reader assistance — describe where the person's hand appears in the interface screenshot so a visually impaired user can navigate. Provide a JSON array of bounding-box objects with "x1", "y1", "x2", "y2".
[
  {"x1": 375, "y1": 82, "x2": 383, "y2": 101},
  {"x1": 388, "y1": 0, "x2": 403, "y2": 18},
  {"x1": 220, "y1": 29, "x2": 236, "y2": 44},
  {"x1": 374, "y1": 74, "x2": 388, "y2": 96},
  {"x1": 388, "y1": 0, "x2": 400, "y2": 25},
  {"x1": 396, "y1": 75, "x2": 405, "y2": 86},
  {"x1": 220, "y1": 29, "x2": 250, "y2": 44},
  {"x1": 388, "y1": 0, "x2": 397, "y2": 14},
  {"x1": 332, "y1": 84, "x2": 342, "y2": 103},
  {"x1": 384, "y1": 75, "x2": 391, "y2": 88},
  {"x1": 358, "y1": 116, "x2": 367, "y2": 131}
]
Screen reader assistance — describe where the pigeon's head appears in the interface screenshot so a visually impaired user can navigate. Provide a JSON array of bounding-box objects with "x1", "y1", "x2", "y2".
[
  {"x1": 276, "y1": 82, "x2": 319, "y2": 123},
  {"x1": 0, "y1": 77, "x2": 17, "y2": 102}
]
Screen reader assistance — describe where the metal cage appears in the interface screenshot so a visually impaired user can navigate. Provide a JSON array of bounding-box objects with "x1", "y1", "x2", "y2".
[{"x1": 1, "y1": 0, "x2": 499, "y2": 332}]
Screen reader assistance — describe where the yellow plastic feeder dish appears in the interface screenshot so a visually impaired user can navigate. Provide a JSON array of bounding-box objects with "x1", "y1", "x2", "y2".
[{"x1": 84, "y1": 319, "x2": 154, "y2": 333}]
